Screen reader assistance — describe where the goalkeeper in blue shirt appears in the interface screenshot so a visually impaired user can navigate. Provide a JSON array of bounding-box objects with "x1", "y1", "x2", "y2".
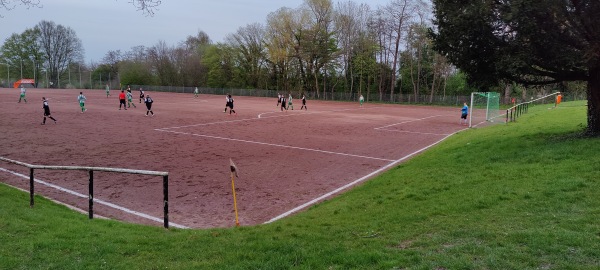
[{"x1": 460, "y1": 102, "x2": 469, "y2": 125}]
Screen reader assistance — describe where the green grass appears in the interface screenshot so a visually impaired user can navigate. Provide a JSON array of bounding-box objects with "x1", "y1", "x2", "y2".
[{"x1": 1, "y1": 101, "x2": 599, "y2": 269}]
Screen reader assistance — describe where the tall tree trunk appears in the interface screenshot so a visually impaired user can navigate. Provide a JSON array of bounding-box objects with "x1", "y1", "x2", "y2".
[
  {"x1": 504, "y1": 82, "x2": 512, "y2": 104},
  {"x1": 588, "y1": 63, "x2": 600, "y2": 135},
  {"x1": 390, "y1": 36, "x2": 400, "y2": 102},
  {"x1": 429, "y1": 72, "x2": 436, "y2": 103}
]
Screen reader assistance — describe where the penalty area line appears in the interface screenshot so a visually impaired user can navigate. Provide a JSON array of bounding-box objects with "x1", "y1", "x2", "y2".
[
  {"x1": 0, "y1": 167, "x2": 189, "y2": 229},
  {"x1": 376, "y1": 128, "x2": 451, "y2": 136},
  {"x1": 264, "y1": 127, "x2": 468, "y2": 224},
  {"x1": 374, "y1": 115, "x2": 447, "y2": 130}
]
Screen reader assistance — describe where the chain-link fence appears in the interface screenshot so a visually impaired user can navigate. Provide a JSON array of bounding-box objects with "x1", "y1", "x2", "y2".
[{"x1": 125, "y1": 85, "x2": 586, "y2": 106}]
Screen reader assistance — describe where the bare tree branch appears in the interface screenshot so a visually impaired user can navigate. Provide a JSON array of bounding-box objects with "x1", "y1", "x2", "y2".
[
  {"x1": 129, "y1": 0, "x2": 161, "y2": 16},
  {"x1": 0, "y1": 0, "x2": 41, "y2": 17},
  {"x1": 1, "y1": 0, "x2": 160, "y2": 17}
]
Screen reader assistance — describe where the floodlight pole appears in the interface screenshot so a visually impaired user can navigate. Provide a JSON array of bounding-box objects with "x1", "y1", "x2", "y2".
[
  {"x1": 33, "y1": 59, "x2": 36, "y2": 87},
  {"x1": 5, "y1": 62, "x2": 8, "y2": 88},
  {"x1": 79, "y1": 63, "x2": 82, "y2": 88}
]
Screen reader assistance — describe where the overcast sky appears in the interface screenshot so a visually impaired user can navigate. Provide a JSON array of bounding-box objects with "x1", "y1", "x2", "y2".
[{"x1": 1, "y1": 0, "x2": 392, "y2": 64}]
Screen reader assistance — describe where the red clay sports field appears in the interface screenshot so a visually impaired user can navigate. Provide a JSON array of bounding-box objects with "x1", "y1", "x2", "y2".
[{"x1": 0, "y1": 88, "x2": 468, "y2": 228}]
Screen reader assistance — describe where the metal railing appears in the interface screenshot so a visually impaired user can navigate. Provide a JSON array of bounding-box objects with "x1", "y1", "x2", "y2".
[
  {"x1": 506, "y1": 92, "x2": 560, "y2": 123},
  {"x1": 0, "y1": 156, "x2": 172, "y2": 229}
]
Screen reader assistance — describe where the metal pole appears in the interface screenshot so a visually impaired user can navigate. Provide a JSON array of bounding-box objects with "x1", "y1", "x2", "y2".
[
  {"x1": 89, "y1": 170, "x2": 94, "y2": 219},
  {"x1": 29, "y1": 168, "x2": 34, "y2": 207},
  {"x1": 33, "y1": 59, "x2": 36, "y2": 87},
  {"x1": 20, "y1": 59, "x2": 23, "y2": 79},
  {"x1": 79, "y1": 64, "x2": 82, "y2": 88},
  {"x1": 163, "y1": 175, "x2": 169, "y2": 229}
]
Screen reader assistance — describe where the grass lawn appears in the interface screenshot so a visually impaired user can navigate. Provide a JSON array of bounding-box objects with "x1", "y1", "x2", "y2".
[{"x1": 1, "y1": 101, "x2": 599, "y2": 269}]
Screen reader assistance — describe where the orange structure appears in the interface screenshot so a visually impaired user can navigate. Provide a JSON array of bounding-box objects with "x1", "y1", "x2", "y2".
[{"x1": 13, "y1": 79, "x2": 35, "y2": 88}]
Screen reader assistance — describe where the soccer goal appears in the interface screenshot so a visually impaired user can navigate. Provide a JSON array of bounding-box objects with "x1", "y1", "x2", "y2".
[{"x1": 469, "y1": 92, "x2": 501, "y2": 128}]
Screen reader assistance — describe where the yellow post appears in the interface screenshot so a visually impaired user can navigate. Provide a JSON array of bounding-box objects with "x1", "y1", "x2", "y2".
[{"x1": 230, "y1": 172, "x2": 240, "y2": 227}]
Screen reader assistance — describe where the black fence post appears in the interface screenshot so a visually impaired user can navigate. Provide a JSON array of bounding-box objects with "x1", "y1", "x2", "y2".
[
  {"x1": 29, "y1": 168, "x2": 34, "y2": 208},
  {"x1": 163, "y1": 175, "x2": 169, "y2": 229},
  {"x1": 89, "y1": 170, "x2": 94, "y2": 219}
]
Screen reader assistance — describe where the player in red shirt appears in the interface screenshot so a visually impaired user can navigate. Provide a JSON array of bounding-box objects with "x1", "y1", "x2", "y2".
[{"x1": 119, "y1": 90, "x2": 127, "y2": 110}]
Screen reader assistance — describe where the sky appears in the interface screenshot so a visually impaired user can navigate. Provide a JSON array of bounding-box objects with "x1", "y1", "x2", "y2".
[{"x1": 1, "y1": 0, "x2": 392, "y2": 64}]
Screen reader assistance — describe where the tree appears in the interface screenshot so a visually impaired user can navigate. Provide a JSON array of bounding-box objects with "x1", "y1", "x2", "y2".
[
  {"x1": 265, "y1": 7, "x2": 296, "y2": 92},
  {"x1": 226, "y1": 23, "x2": 268, "y2": 89},
  {"x1": 334, "y1": 1, "x2": 374, "y2": 97},
  {"x1": 0, "y1": 27, "x2": 43, "y2": 84},
  {"x1": 431, "y1": 0, "x2": 600, "y2": 135},
  {"x1": 203, "y1": 44, "x2": 237, "y2": 88},
  {"x1": 382, "y1": 0, "x2": 420, "y2": 102},
  {"x1": 36, "y1": 20, "x2": 84, "y2": 88},
  {"x1": 119, "y1": 60, "x2": 154, "y2": 86},
  {"x1": 147, "y1": 40, "x2": 177, "y2": 86}
]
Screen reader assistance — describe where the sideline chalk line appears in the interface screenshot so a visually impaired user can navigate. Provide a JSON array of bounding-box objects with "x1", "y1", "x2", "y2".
[
  {"x1": 264, "y1": 127, "x2": 468, "y2": 224},
  {"x1": 0, "y1": 167, "x2": 189, "y2": 229},
  {"x1": 155, "y1": 129, "x2": 395, "y2": 162}
]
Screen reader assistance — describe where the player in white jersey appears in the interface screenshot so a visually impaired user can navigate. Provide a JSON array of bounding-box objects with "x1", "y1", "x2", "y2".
[
  {"x1": 77, "y1": 92, "x2": 87, "y2": 113},
  {"x1": 18, "y1": 87, "x2": 27, "y2": 103},
  {"x1": 287, "y1": 93, "x2": 294, "y2": 110},
  {"x1": 126, "y1": 89, "x2": 137, "y2": 108}
]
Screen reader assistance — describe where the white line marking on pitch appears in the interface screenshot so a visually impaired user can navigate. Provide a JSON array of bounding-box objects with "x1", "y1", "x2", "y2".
[
  {"x1": 156, "y1": 129, "x2": 395, "y2": 162},
  {"x1": 374, "y1": 115, "x2": 447, "y2": 130},
  {"x1": 159, "y1": 106, "x2": 387, "y2": 130},
  {"x1": 376, "y1": 129, "x2": 451, "y2": 136},
  {"x1": 0, "y1": 167, "x2": 189, "y2": 229},
  {"x1": 264, "y1": 127, "x2": 469, "y2": 224}
]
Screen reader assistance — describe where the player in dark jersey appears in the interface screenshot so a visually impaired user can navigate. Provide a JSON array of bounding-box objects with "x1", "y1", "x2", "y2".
[
  {"x1": 227, "y1": 94, "x2": 237, "y2": 115},
  {"x1": 280, "y1": 95, "x2": 286, "y2": 111},
  {"x1": 224, "y1": 94, "x2": 230, "y2": 113},
  {"x1": 41, "y1": 97, "x2": 57, "y2": 124},
  {"x1": 300, "y1": 93, "x2": 307, "y2": 110},
  {"x1": 139, "y1": 88, "x2": 145, "y2": 103},
  {"x1": 144, "y1": 94, "x2": 154, "y2": 116}
]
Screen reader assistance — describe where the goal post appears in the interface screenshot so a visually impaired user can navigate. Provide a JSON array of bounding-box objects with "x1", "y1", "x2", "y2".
[{"x1": 469, "y1": 92, "x2": 501, "y2": 128}]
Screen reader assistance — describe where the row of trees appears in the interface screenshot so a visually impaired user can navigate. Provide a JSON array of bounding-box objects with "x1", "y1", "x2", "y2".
[
  {"x1": 1, "y1": 0, "x2": 590, "y2": 115},
  {"x1": 2, "y1": 0, "x2": 477, "y2": 103},
  {"x1": 103, "y1": 0, "x2": 470, "y2": 102}
]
